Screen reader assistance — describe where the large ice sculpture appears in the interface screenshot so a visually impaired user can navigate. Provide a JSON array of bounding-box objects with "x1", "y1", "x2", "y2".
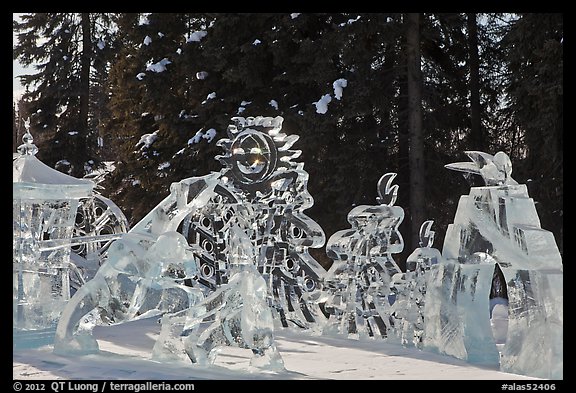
[
  {"x1": 213, "y1": 116, "x2": 327, "y2": 328},
  {"x1": 14, "y1": 128, "x2": 95, "y2": 349},
  {"x1": 154, "y1": 116, "x2": 326, "y2": 327},
  {"x1": 321, "y1": 173, "x2": 404, "y2": 339},
  {"x1": 54, "y1": 116, "x2": 326, "y2": 364},
  {"x1": 423, "y1": 151, "x2": 563, "y2": 379}
]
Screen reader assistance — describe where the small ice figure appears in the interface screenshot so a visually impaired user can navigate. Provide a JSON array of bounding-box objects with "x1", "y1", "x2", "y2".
[
  {"x1": 54, "y1": 116, "x2": 325, "y2": 365},
  {"x1": 321, "y1": 173, "x2": 404, "y2": 339},
  {"x1": 179, "y1": 225, "x2": 285, "y2": 370},
  {"x1": 391, "y1": 220, "x2": 441, "y2": 347}
]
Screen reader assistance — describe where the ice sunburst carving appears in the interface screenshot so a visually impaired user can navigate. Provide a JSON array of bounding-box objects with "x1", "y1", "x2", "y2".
[{"x1": 216, "y1": 116, "x2": 302, "y2": 195}]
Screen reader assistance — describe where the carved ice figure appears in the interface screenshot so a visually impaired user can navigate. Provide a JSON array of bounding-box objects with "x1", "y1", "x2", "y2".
[
  {"x1": 54, "y1": 116, "x2": 325, "y2": 361},
  {"x1": 423, "y1": 151, "x2": 563, "y2": 379},
  {"x1": 54, "y1": 230, "x2": 203, "y2": 354},
  {"x1": 321, "y1": 173, "x2": 404, "y2": 339},
  {"x1": 444, "y1": 150, "x2": 517, "y2": 187},
  {"x1": 390, "y1": 220, "x2": 441, "y2": 348},
  {"x1": 175, "y1": 225, "x2": 285, "y2": 370},
  {"x1": 13, "y1": 128, "x2": 95, "y2": 349},
  {"x1": 213, "y1": 116, "x2": 326, "y2": 329}
]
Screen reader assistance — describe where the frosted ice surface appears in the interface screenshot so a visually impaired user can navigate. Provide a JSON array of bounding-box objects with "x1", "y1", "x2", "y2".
[
  {"x1": 499, "y1": 268, "x2": 563, "y2": 379},
  {"x1": 322, "y1": 173, "x2": 403, "y2": 339},
  {"x1": 422, "y1": 258, "x2": 501, "y2": 365}
]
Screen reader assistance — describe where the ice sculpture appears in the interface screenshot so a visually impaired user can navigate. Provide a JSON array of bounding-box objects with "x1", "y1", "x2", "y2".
[
  {"x1": 423, "y1": 151, "x2": 563, "y2": 379},
  {"x1": 14, "y1": 128, "x2": 95, "y2": 349},
  {"x1": 154, "y1": 115, "x2": 326, "y2": 327},
  {"x1": 321, "y1": 173, "x2": 404, "y2": 339},
  {"x1": 173, "y1": 225, "x2": 285, "y2": 369},
  {"x1": 55, "y1": 229, "x2": 204, "y2": 354},
  {"x1": 54, "y1": 116, "x2": 326, "y2": 364},
  {"x1": 69, "y1": 189, "x2": 130, "y2": 291},
  {"x1": 390, "y1": 220, "x2": 441, "y2": 348}
]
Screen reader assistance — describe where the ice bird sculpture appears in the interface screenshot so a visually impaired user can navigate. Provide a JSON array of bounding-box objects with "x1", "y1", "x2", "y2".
[
  {"x1": 445, "y1": 151, "x2": 517, "y2": 186},
  {"x1": 426, "y1": 150, "x2": 562, "y2": 379}
]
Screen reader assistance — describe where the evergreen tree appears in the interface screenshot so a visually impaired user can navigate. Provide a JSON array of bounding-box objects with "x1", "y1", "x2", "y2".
[
  {"x1": 467, "y1": 13, "x2": 483, "y2": 151},
  {"x1": 500, "y1": 13, "x2": 563, "y2": 254},
  {"x1": 13, "y1": 102, "x2": 19, "y2": 153},
  {"x1": 13, "y1": 12, "x2": 562, "y2": 262},
  {"x1": 13, "y1": 13, "x2": 116, "y2": 177},
  {"x1": 101, "y1": 13, "x2": 224, "y2": 224}
]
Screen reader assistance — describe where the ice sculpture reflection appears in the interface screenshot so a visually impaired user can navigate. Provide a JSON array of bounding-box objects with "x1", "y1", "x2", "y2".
[
  {"x1": 54, "y1": 116, "x2": 325, "y2": 367},
  {"x1": 423, "y1": 151, "x2": 563, "y2": 379},
  {"x1": 321, "y1": 173, "x2": 404, "y2": 339}
]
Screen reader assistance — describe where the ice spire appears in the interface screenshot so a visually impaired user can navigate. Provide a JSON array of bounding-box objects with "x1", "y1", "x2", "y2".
[
  {"x1": 444, "y1": 151, "x2": 517, "y2": 186},
  {"x1": 16, "y1": 119, "x2": 39, "y2": 156}
]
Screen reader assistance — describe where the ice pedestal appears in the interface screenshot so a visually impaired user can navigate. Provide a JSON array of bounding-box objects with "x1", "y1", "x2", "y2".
[
  {"x1": 13, "y1": 131, "x2": 94, "y2": 349},
  {"x1": 422, "y1": 261, "x2": 501, "y2": 366},
  {"x1": 499, "y1": 268, "x2": 563, "y2": 379}
]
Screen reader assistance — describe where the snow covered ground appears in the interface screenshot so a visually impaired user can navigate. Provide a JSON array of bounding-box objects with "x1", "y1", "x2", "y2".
[{"x1": 14, "y1": 316, "x2": 542, "y2": 381}]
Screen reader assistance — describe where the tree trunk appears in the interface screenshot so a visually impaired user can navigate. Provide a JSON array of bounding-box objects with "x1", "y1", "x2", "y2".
[
  {"x1": 397, "y1": 53, "x2": 411, "y2": 260},
  {"x1": 76, "y1": 12, "x2": 91, "y2": 177},
  {"x1": 467, "y1": 13, "x2": 483, "y2": 150},
  {"x1": 13, "y1": 103, "x2": 19, "y2": 152},
  {"x1": 406, "y1": 13, "x2": 426, "y2": 249}
]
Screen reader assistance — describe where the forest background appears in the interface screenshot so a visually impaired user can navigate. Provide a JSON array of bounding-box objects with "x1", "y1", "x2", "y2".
[{"x1": 13, "y1": 13, "x2": 563, "y2": 268}]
